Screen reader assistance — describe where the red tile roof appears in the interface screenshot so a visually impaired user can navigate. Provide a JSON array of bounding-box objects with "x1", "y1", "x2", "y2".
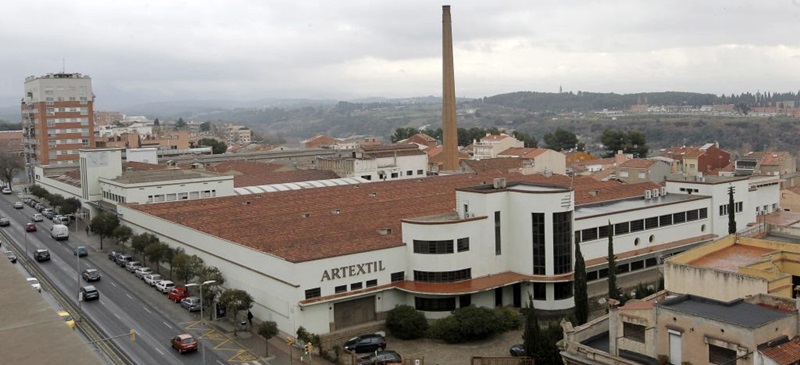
[
  {"x1": 761, "y1": 337, "x2": 800, "y2": 365},
  {"x1": 497, "y1": 147, "x2": 549, "y2": 159},
  {"x1": 619, "y1": 159, "x2": 657, "y2": 169},
  {"x1": 480, "y1": 134, "x2": 508, "y2": 141},
  {"x1": 130, "y1": 171, "x2": 662, "y2": 263},
  {"x1": 461, "y1": 158, "x2": 524, "y2": 173},
  {"x1": 204, "y1": 161, "x2": 339, "y2": 187}
]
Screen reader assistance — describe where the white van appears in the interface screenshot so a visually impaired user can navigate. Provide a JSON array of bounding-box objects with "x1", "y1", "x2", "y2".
[{"x1": 51, "y1": 224, "x2": 69, "y2": 241}]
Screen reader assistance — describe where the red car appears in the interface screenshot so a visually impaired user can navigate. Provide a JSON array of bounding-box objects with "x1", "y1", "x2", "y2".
[
  {"x1": 25, "y1": 223, "x2": 37, "y2": 232},
  {"x1": 168, "y1": 286, "x2": 190, "y2": 303},
  {"x1": 171, "y1": 333, "x2": 197, "y2": 354}
]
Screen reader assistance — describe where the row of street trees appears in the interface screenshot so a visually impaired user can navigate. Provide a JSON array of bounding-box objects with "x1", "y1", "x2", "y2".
[{"x1": 28, "y1": 185, "x2": 82, "y2": 216}]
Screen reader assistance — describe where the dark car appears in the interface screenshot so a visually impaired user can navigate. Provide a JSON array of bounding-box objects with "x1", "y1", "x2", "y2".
[
  {"x1": 34, "y1": 249, "x2": 51, "y2": 262},
  {"x1": 82, "y1": 268, "x2": 101, "y2": 282},
  {"x1": 25, "y1": 222, "x2": 37, "y2": 232},
  {"x1": 358, "y1": 350, "x2": 402, "y2": 365},
  {"x1": 80, "y1": 285, "x2": 99, "y2": 301},
  {"x1": 171, "y1": 333, "x2": 198, "y2": 354},
  {"x1": 73, "y1": 245, "x2": 88, "y2": 257},
  {"x1": 344, "y1": 333, "x2": 386, "y2": 353},
  {"x1": 509, "y1": 344, "x2": 525, "y2": 357},
  {"x1": 108, "y1": 251, "x2": 121, "y2": 261},
  {"x1": 0, "y1": 217, "x2": 9, "y2": 227}
]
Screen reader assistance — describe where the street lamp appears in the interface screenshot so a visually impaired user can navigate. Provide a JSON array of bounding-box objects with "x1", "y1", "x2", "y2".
[
  {"x1": 185, "y1": 280, "x2": 216, "y2": 365},
  {"x1": 76, "y1": 245, "x2": 82, "y2": 322}
]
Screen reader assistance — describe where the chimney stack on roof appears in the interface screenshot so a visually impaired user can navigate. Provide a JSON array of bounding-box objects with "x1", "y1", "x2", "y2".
[{"x1": 441, "y1": 5, "x2": 459, "y2": 171}]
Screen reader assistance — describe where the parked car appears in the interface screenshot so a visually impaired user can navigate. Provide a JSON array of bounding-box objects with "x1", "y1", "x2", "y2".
[
  {"x1": 509, "y1": 344, "x2": 525, "y2": 357},
  {"x1": 357, "y1": 350, "x2": 402, "y2": 365},
  {"x1": 73, "y1": 245, "x2": 88, "y2": 257},
  {"x1": 0, "y1": 217, "x2": 9, "y2": 227},
  {"x1": 1, "y1": 187, "x2": 11, "y2": 194},
  {"x1": 125, "y1": 261, "x2": 142, "y2": 273},
  {"x1": 116, "y1": 255, "x2": 133, "y2": 267},
  {"x1": 34, "y1": 249, "x2": 51, "y2": 262},
  {"x1": 180, "y1": 296, "x2": 202, "y2": 312},
  {"x1": 13, "y1": 201, "x2": 24, "y2": 209},
  {"x1": 171, "y1": 333, "x2": 198, "y2": 354},
  {"x1": 344, "y1": 333, "x2": 387, "y2": 353},
  {"x1": 157, "y1": 280, "x2": 175, "y2": 293},
  {"x1": 32, "y1": 213, "x2": 43, "y2": 222},
  {"x1": 82, "y1": 268, "x2": 101, "y2": 282},
  {"x1": 58, "y1": 310, "x2": 76, "y2": 330},
  {"x1": 168, "y1": 286, "x2": 189, "y2": 301},
  {"x1": 108, "y1": 250, "x2": 120, "y2": 261},
  {"x1": 4, "y1": 250, "x2": 17, "y2": 264},
  {"x1": 34, "y1": 203, "x2": 44, "y2": 212},
  {"x1": 27, "y1": 278, "x2": 42, "y2": 292},
  {"x1": 52, "y1": 214, "x2": 62, "y2": 222},
  {"x1": 144, "y1": 274, "x2": 162, "y2": 286},
  {"x1": 80, "y1": 285, "x2": 99, "y2": 301},
  {"x1": 58, "y1": 216, "x2": 70, "y2": 225},
  {"x1": 134, "y1": 267, "x2": 153, "y2": 279},
  {"x1": 25, "y1": 222, "x2": 37, "y2": 232}
]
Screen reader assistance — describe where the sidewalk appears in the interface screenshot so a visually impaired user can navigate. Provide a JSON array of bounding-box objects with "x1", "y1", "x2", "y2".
[{"x1": 71, "y1": 218, "x2": 328, "y2": 365}]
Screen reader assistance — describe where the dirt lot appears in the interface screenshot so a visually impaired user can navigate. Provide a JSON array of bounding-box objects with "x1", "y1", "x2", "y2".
[{"x1": 379, "y1": 329, "x2": 525, "y2": 365}]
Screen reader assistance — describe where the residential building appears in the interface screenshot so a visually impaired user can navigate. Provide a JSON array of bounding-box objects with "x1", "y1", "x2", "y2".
[
  {"x1": 93, "y1": 111, "x2": 123, "y2": 126},
  {"x1": 780, "y1": 185, "x2": 800, "y2": 212},
  {"x1": 497, "y1": 147, "x2": 567, "y2": 175},
  {"x1": 225, "y1": 124, "x2": 252, "y2": 145},
  {"x1": 0, "y1": 130, "x2": 24, "y2": 154},
  {"x1": 21, "y1": 72, "x2": 95, "y2": 166},
  {"x1": 398, "y1": 133, "x2": 438, "y2": 149},
  {"x1": 472, "y1": 134, "x2": 524, "y2": 159},
  {"x1": 615, "y1": 159, "x2": 671, "y2": 183},
  {"x1": 735, "y1": 151, "x2": 796, "y2": 177},
  {"x1": 659, "y1": 143, "x2": 731, "y2": 176},
  {"x1": 316, "y1": 144, "x2": 428, "y2": 181}
]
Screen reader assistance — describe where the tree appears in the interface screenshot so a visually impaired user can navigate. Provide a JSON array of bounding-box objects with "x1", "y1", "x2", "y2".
[
  {"x1": 60, "y1": 197, "x2": 81, "y2": 216},
  {"x1": 218, "y1": 289, "x2": 254, "y2": 326},
  {"x1": 90, "y1": 213, "x2": 120, "y2": 250},
  {"x1": 600, "y1": 129, "x2": 649, "y2": 158},
  {"x1": 175, "y1": 117, "x2": 187, "y2": 129},
  {"x1": 542, "y1": 128, "x2": 578, "y2": 151},
  {"x1": 574, "y1": 239, "x2": 589, "y2": 325},
  {"x1": 257, "y1": 321, "x2": 279, "y2": 356},
  {"x1": 145, "y1": 241, "x2": 164, "y2": 272},
  {"x1": 390, "y1": 127, "x2": 419, "y2": 143},
  {"x1": 734, "y1": 102, "x2": 751, "y2": 115},
  {"x1": 512, "y1": 130, "x2": 538, "y2": 148},
  {"x1": 198, "y1": 138, "x2": 227, "y2": 154},
  {"x1": 0, "y1": 140, "x2": 24, "y2": 188},
  {"x1": 522, "y1": 295, "x2": 539, "y2": 358},
  {"x1": 112, "y1": 225, "x2": 133, "y2": 253},
  {"x1": 199, "y1": 121, "x2": 212, "y2": 132},
  {"x1": 153, "y1": 118, "x2": 160, "y2": 126},
  {"x1": 728, "y1": 186, "x2": 737, "y2": 234},
  {"x1": 162, "y1": 246, "x2": 182, "y2": 280},
  {"x1": 173, "y1": 253, "x2": 204, "y2": 284},
  {"x1": 131, "y1": 233, "x2": 157, "y2": 264},
  {"x1": 197, "y1": 266, "x2": 225, "y2": 319},
  {"x1": 607, "y1": 221, "x2": 619, "y2": 300}
]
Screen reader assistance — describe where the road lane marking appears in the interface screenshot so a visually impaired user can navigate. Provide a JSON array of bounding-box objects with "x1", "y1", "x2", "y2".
[
  {"x1": 143, "y1": 306, "x2": 152, "y2": 314},
  {"x1": 110, "y1": 281, "x2": 117, "y2": 288},
  {"x1": 114, "y1": 313, "x2": 121, "y2": 320},
  {"x1": 163, "y1": 321, "x2": 172, "y2": 329},
  {"x1": 126, "y1": 293, "x2": 133, "y2": 299},
  {"x1": 155, "y1": 348, "x2": 164, "y2": 356}
]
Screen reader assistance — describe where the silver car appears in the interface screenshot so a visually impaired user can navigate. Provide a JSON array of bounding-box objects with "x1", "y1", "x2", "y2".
[{"x1": 180, "y1": 297, "x2": 202, "y2": 312}]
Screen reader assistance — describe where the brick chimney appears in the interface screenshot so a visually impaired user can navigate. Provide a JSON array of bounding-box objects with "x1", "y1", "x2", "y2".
[{"x1": 441, "y1": 5, "x2": 459, "y2": 171}]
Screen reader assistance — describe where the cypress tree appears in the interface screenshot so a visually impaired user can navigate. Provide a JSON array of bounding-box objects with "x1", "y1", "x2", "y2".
[
  {"x1": 574, "y1": 239, "x2": 589, "y2": 325},
  {"x1": 607, "y1": 220, "x2": 619, "y2": 300},
  {"x1": 522, "y1": 295, "x2": 539, "y2": 358}
]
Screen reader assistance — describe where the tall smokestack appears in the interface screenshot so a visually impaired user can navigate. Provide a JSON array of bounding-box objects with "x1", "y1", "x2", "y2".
[{"x1": 442, "y1": 5, "x2": 459, "y2": 171}]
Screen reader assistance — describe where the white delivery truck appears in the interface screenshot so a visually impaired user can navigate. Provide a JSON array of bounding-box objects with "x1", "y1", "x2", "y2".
[{"x1": 51, "y1": 224, "x2": 69, "y2": 241}]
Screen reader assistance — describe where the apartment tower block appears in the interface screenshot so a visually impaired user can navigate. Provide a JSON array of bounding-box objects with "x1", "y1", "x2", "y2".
[{"x1": 21, "y1": 73, "x2": 96, "y2": 166}]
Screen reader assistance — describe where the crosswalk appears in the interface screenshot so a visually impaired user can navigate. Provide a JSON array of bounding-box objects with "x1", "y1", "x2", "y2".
[{"x1": 181, "y1": 320, "x2": 265, "y2": 364}]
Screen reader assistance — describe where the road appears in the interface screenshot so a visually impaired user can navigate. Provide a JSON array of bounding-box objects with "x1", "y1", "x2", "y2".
[{"x1": 1, "y1": 193, "x2": 230, "y2": 365}]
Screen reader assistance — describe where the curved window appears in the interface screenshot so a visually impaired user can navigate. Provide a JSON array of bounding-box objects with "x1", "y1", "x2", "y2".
[
  {"x1": 414, "y1": 269, "x2": 471, "y2": 283},
  {"x1": 415, "y1": 297, "x2": 456, "y2": 311},
  {"x1": 413, "y1": 240, "x2": 454, "y2": 254}
]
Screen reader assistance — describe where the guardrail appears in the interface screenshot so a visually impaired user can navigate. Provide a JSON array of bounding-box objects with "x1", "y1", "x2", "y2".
[{"x1": 0, "y1": 229, "x2": 134, "y2": 365}]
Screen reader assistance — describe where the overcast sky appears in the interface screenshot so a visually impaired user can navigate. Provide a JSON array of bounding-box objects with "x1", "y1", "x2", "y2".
[{"x1": 2, "y1": 0, "x2": 799, "y2": 109}]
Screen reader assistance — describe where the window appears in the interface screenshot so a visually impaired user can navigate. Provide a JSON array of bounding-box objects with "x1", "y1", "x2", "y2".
[
  {"x1": 630, "y1": 219, "x2": 644, "y2": 232},
  {"x1": 598, "y1": 224, "x2": 610, "y2": 239},
  {"x1": 417, "y1": 169, "x2": 423, "y2": 175},
  {"x1": 350, "y1": 282, "x2": 363, "y2": 290},
  {"x1": 645, "y1": 258, "x2": 658, "y2": 267},
  {"x1": 406, "y1": 170, "x2": 413, "y2": 176},
  {"x1": 335, "y1": 285, "x2": 347, "y2": 294},
  {"x1": 304, "y1": 288, "x2": 321, "y2": 299},
  {"x1": 619, "y1": 171, "x2": 629, "y2": 178},
  {"x1": 459, "y1": 295, "x2": 471, "y2": 307},
  {"x1": 413, "y1": 240, "x2": 454, "y2": 254},
  {"x1": 645, "y1": 217, "x2": 659, "y2": 229},
  {"x1": 554, "y1": 282, "x2": 573, "y2": 300},
  {"x1": 699, "y1": 208, "x2": 708, "y2": 219},
  {"x1": 615, "y1": 222, "x2": 630, "y2": 234},
  {"x1": 638, "y1": 172, "x2": 646, "y2": 179},
  {"x1": 687, "y1": 209, "x2": 699, "y2": 221},
  {"x1": 415, "y1": 297, "x2": 456, "y2": 312},
  {"x1": 581, "y1": 227, "x2": 598, "y2": 241},
  {"x1": 495, "y1": 211, "x2": 502, "y2": 255},
  {"x1": 631, "y1": 260, "x2": 644, "y2": 271},
  {"x1": 414, "y1": 269, "x2": 471, "y2": 283},
  {"x1": 659, "y1": 214, "x2": 672, "y2": 226},
  {"x1": 719, "y1": 204, "x2": 728, "y2": 216},
  {"x1": 623, "y1": 322, "x2": 646, "y2": 342},
  {"x1": 532, "y1": 213, "x2": 546, "y2": 275},
  {"x1": 366, "y1": 279, "x2": 377, "y2": 288},
  {"x1": 390, "y1": 172, "x2": 398, "y2": 178},
  {"x1": 708, "y1": 344, "x2": 736, "y2": 365},
  {"x1": 552, "y1": 212, "x2": 572, "y2": 275},
  {"x1": 533, "y1": 283, "x2": 546, "y2": 300},
  {"x1": 457, "y1": 238, "x2": 470, "y2": 252},
  {"x1": 735, "y1": 202, "x2": 744, "y2": 213},
  {"x1": 673, "y1": 212, "x2": 686, "y2": 224},
  {"x1": 390, "y1": 272, "x2": 404, "y2": 282}
]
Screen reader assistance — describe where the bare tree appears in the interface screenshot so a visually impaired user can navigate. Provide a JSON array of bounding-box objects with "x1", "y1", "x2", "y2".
[{"x1": 0, "y1": 140, "x2": 24, "y2": 188}]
